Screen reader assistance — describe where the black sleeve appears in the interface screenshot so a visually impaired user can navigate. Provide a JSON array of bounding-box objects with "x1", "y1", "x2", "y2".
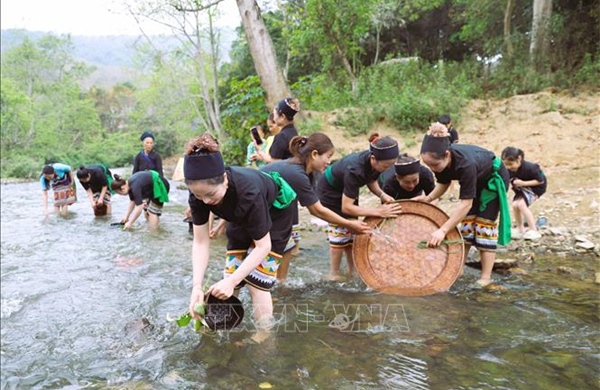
[
  {"x1": 132, "y1": 153, "x2": 140, "y2": 174},
  {"x1": 420, "y1": 167, "x2": 436, "y2": 195},
  {"x1": 130, "y1": 186, "x2": 144, "y2": 205},
  {"x1": 155, "y1": 153, "x2": 164, "y2": 177},
  {"x1": 382, "y1": 176, "x2": 399, "y2": 198},
  {"x1": 96, "y1": 170, "x2": 108, "y2": 187},
  {"x1": 343, "y1": 169, "x2": 365, "y2": 200},
  {"x1": 189, "y1": 193, "x2": 211, "y2": 225},
  {"x1": 269, "y1": 134, "x2": 292, "y2": 160}
]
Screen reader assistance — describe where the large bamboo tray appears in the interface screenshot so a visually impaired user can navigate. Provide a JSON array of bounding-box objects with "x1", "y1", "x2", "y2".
[{"x1": 353, "y1": 200, "x2": 464, "y2": 296}]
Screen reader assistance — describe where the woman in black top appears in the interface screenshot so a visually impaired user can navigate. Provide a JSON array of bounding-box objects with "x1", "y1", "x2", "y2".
[
  {"x1": 76, "y1": 164, "x2": 113, "y2": 215},
  {"x1": 111, "y1": 170, "x2": 170, "y2": 230},
  {"x1": 501, "y1": 146, "x2": 547, "y2": 240},
  {"x1": 258, "y1": 98, "x2": 303, "y2": 255},
  {"x1": 132, "y1": 131, "x2": 163, "y2": 177},
  {"x1": 438, "y1": 115, "x2": 460, "y2": 201},
  {"x1": 418, "y1": 123, "x2": 511, "y2": 287},
  {"x1": 379, "y1": 154, "x2": 435, "y2": 201},
  {"x1": 317, "y1": 133, "x2": 403, "y2": 280},
  {"x1": 185, "y1": 133, "x2": 296, "y2": 335},
  {"x1": 261, "y1": 133, "x2": 370, "y2": 281},
  {"x1": 265, "y1": 98, "x2": 300, "y2": 161}
]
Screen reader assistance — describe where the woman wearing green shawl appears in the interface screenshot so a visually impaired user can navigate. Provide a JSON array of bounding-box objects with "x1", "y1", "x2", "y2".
[
  {"x1": 76, "y1": 164, "x2": 114, "y2": 216},
  {"x1": 111, "y1": 170, "x2": 170, "y2": 230},
  {"x1": 184, "y1": 133, "x2": 297, "y2": 343},
  {"x1": 418, "y1": 122, "x2": 511, "y2": 287}
]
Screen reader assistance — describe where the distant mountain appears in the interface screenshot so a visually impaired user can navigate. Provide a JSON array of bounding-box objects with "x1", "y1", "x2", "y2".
[{"x1": 1, "y1": 28, "x2": 236, "y2": 88}]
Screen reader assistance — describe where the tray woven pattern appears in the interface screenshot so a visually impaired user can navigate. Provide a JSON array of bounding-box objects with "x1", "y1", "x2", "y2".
[{"x1": 353, "y1": 200, "x2": 464, "y2": 296}]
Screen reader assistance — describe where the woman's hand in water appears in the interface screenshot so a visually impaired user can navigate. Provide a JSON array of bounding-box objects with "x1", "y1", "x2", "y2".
[{"x1": 189, "y1": 284, "x2": 205, "y2": 320}]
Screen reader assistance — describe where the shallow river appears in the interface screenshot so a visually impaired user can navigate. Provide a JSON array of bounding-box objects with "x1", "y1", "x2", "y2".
[{"x1": 1, "y1": 179, "x2": 598, "y2": 389}]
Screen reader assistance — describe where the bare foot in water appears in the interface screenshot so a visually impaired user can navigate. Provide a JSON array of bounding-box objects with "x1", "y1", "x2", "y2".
[
  {"x1": 475, "y1": 278, "x2": 493, "y2": 287},
  {"x1": 324, "y1": 274, "x2": 346, "y2": 282},
  {"x1": 250, "y1": 329, "x2": 272, "y2": 344}
]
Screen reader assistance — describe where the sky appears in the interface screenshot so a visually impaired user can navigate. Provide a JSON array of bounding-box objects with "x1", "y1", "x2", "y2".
[{"x1": 1, "y1": 0, "x2": 241, "y2": 36}]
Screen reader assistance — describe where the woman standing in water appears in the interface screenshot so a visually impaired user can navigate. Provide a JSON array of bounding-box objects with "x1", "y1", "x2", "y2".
[
  {"x1": 40, "y1": 163, "x2": 77, "y2": 215},
  {"x1": 316, "y1": 133, "x2": 403, "y2": 280},
  {"x1": 185, "y1": 133, "x2": 296, "y2": 339},
  {"x1": 418, "y1": 122, "x2": 511, "y2": 287},
  {"x1": 255, "y1": 98, "x2": 303, "y2": 256},
  {"x1": 261, "y1": 133, "x2": 371, "y2": 281},
  {"x1": 111, "y1": 170, "x2": 170, "y2": 230},
  {"x1": 133, "y1": 131, "x2": 164, "y2": 177},
  {"x1": 76, "y1": 164, "x2": 114, "y2": 216}
]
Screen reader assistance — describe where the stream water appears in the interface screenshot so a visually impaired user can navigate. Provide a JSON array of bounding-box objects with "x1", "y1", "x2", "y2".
[{"x1": 1, "y1": 179, "x2": 598, "y2": 389}]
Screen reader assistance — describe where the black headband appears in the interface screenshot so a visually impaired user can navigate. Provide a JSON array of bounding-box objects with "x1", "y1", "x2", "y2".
[
  {"x1": 420, "y1": 134, "x2": 450, "y2": 155},
  {"x1": 140, "y1": 131, "x2": 154, "y2": 141},
  {"x1": 394, "y1": 159, "x2": 420, "y2": 176},
  {"x1": 276, "y1": 99, "x2": 298, "y2": 119},
  {"x1": 184, "y1": 152, "x2": 225, "y2": 180},
  {"x1": 370, "y1": 142, "x2": 399, "y2": 161}
]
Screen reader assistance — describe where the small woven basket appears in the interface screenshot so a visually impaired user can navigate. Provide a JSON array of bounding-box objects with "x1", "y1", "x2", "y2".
[
  {"x1": 204, "y1": 294, "x2": 245, "y2": 331},
  {"x1": 94, "y1": 203, "x2": 108, "y2": 216},
  {"x1": 353, "y1": 200, "x2": 464, "y2": 296}
]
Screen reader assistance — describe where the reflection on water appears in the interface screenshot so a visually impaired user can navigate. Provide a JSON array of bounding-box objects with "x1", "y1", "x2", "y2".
[{"x1": 1, "y1": 180, "x2": 599, "y2": 389}]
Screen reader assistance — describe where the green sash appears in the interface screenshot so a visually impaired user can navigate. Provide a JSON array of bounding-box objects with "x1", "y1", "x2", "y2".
[
  {"x1": 99, "y1": 164, "x2": 114, "y2": 194},
  {"x1": 479, "y1": 157, "x2": 511, "y2": 246},
  {"x1": 261, "y1": 171, "x2": 297, "y2": 209},
  {"x1": 150, "y1": 170, "x2": 170, "y2": 204},
  {"x1": 323, "y1": 165, "x2": 340, "y2": 189}
]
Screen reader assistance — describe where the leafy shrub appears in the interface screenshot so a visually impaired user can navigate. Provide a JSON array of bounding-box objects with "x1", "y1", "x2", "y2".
[
  {"x1": 572, "y1": 53, "x2": 600, "y2": 89},
  {"x1": 220, "y1": 76, "x2": 269, "y2": 166},
  {"x1": 298, "y1": 115, "x2": 324, "y2": 135},
  {"x1": 1, "y1": 155, "x2": 40, "y2": 179}
]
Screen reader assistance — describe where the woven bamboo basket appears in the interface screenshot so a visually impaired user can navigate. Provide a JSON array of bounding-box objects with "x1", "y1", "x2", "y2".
[{"x1": 353, "y1": 200, "x2": 464, "y2": 296}]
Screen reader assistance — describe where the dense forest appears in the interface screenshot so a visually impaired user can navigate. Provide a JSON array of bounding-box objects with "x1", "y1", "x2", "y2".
[{"x1": 1, "y1": 0, "x2": 598, "y2": 179}]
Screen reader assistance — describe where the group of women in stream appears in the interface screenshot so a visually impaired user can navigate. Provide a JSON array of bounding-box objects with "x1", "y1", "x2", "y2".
[{"x1": 40, "y1": 100, "x2": 547, "y2": 340}]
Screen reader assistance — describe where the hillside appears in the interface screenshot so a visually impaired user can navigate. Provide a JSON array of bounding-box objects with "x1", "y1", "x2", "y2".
[
  {"x1": 1, "y1": 28, "x2": 236, "y2": 88},
  {"x1": 304, "y1": 90, "x2": 600, "y2": 230}
]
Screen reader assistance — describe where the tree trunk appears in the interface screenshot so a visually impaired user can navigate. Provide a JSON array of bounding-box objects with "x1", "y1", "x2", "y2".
[
  {"x1": 236, "y1": 0, "x2": 291, "y2": 110},
  {"x1": 530, "y1": 0, "x2": 552, "y2": 71},
  {"x1": 333, "y1": 40, "x2": 358, "y2": 91},
  {"x1": 503, "y1": 0, "x2": 515, "y2": 57},
  {"x1": 373, "y1": 25, "x2": 381, "y2": 65}
]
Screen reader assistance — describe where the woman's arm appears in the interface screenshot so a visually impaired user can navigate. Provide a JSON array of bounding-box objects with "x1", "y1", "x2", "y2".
[
  {"x1": 86, "y1": 189, "x2": 96, "y2": 207},
  {"x1": 206, "y1": 232, "x2": 272, "y2": 300},
  {"x1": 427, "y1": 198, "x2": 472, "y2": 247},
  {"x1": 123, "y1": 203, "x2": 144, "y2": 230},
  {"x1": 366, "y1": 180, "x2": 394, "y2": 204},
  {"x1": 307, "y1": 201, "x2": 371, "y2": 234},
  {"x1": 253, "y1": 143, "x2": 276, "y2": 164},
  {"x1": 121, "y1": 200, "x2": 136, "y2": 225},
  {"x1": 414, "y1": 182, "x2": 450, "y2": 203},
  {"x1": 512, "y1": 178, "x2": 543, "y2": 188},
  {"x1": 341, "y1": 194, "x2": 402, "y2": 219},
  {"x1": 97, "y1": 186, "x2": 108, "y2": 205},
  {"x1": 42, "y1": 190, "x2": 49, "y2": 213},
  {"x1": 209, "y1": 219, "x2": 227, "y2": 239},
  {"x1": 189, "y1": 223, "x2": 211, "y2": 319}
]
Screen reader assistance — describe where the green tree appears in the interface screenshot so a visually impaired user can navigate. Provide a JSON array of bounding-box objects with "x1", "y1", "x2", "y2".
[
  {"x1": 0, "y1": 78, "x2": 32, "y2": 155},
  {"x1": 297, "y1": 0, "x2": 375, "y2": 89},
  {"x1": 1, "y1": 34, "x2": 103, "y2": 175}
]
